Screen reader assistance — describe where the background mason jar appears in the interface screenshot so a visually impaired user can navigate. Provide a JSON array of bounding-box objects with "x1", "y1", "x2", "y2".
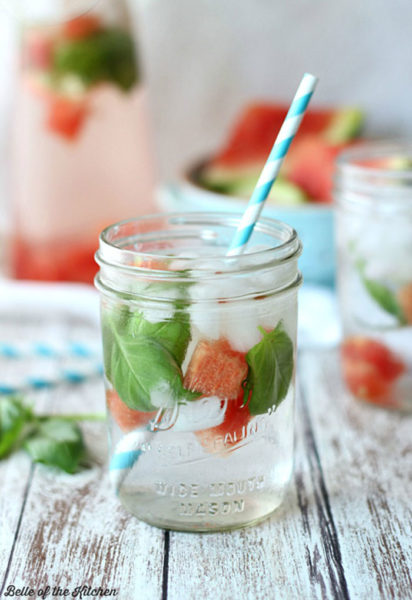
[
  {"x1": 9, "y1": 0, "x2": 156, "y2": 283},
  {"x1": 95, "y1": 212, "x2": 302, "y2": 531},
  {"x1": 335, "y1": 142, "x2": 412, "y2": 411}
]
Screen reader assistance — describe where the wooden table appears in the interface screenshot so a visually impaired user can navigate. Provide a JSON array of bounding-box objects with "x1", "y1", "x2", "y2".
[{"x1": 1, "y1": 309, "x2": 411, "y2": 600}]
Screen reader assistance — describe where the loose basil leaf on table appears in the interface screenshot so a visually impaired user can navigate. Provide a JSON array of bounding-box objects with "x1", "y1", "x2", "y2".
[
  {"x1": 0, "y1": 396, "x2": 33, "y2": 458},
  {"x1": 244, "y1": 322, "x2": 294, "y2": 416},
  {"x1": 356, "y1": 260, "x2": 407, "y2": 325},
  {"x1": 24, "y1": 418, "x2": 85, "y2": 474}
]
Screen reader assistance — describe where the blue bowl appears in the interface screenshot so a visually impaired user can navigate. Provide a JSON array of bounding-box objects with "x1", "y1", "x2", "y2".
[{"x1": 159, "y1": 162, "x2": 335, "y2": 287}]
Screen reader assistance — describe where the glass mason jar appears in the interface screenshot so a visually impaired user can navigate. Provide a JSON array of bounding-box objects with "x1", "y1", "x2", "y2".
[
  {"x1": 95, "y1": 212, "x2": 302, "y2": 531},
  {"x1": 10, "y1": 0, "x2": 156, "y2": 282},
  {"x1": 336, "y1": 142, "x2": 412, "y2": 411}
]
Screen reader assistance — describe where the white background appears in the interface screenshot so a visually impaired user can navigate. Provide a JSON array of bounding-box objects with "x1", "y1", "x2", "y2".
[{"x1": 1, "y1": 0, "x2": 412, "y2": 180}]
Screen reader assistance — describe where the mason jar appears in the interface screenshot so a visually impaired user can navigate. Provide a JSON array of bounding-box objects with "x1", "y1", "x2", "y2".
[
  {"x1": 95, "y1": 212, "x2": 302, "y2": 531},
  {"x1": 9, "y1": 0, "x2": 156, "y2": 282},
  {"x1": 335, "y1": 142, "x2": 412, "y2": 411}
]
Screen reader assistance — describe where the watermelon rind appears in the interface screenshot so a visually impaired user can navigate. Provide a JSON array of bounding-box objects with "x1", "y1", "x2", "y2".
[{"x1": 324, "y1": 108, "x2": 364, "y2": 144}]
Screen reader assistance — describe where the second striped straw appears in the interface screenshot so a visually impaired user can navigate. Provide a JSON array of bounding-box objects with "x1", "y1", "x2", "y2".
[{"x1": 227, "y1": 72, "x2": 318, "y2": 256}]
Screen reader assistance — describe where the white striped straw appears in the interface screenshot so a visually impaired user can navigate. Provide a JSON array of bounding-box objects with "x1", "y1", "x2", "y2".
[{"x1": 227, "y1": 72, "x2": 318, "y2": 256}]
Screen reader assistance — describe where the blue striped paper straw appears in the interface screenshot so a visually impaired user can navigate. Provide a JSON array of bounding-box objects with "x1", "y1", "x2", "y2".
[
  {"x1": 227, "y1": 72, "x2": 318, "y2": 256},
  {"x1": 0, "y1": 364, "x2": 103, "y2": 395},
  {"x1": 0, "y1": 341, "x2": 100, "y2": 360},
  {"x1": 108, "y1": 72, "x2": 318, "y2": 490}
]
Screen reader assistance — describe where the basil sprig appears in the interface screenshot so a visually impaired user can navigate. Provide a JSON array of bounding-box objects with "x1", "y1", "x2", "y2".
[
  {"x1": 244, "y1": 322, "x2": 294, "y2": 416},
  {"x1": 24, "y1": 418, "x2": 84, "y2": 474},
  {"x1": 0, "y1": 396, "x2": 32, "y2": 457},
  {"x1": 0, "y1": 396, "x2": 103, "y2": 473},
  {"x1": 53, "y1": 29, "x2": 138, "y2": 91}
]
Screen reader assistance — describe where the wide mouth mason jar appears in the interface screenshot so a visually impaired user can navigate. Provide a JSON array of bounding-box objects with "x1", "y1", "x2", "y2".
[
  {"x1": 95, "y1": 212, "x2": 302, "y2": 531},
  {"x1": 335, "y1": 142, "x2": 412, "y2": 411}
]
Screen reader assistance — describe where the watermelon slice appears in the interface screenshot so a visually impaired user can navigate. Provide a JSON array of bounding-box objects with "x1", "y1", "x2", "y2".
[
  {"x1": 184, "y1": 338, "x2": 248, "y2": 401},
  {"x1": 200, "y1": 102, "x2": 363, "y2": 204},
  {"x1": 283, "y1": 136, "x2": 347, "y2": 203}
]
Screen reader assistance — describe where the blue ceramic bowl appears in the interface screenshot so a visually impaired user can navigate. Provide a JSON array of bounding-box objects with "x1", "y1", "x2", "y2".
[{"x1": 158, "y1": 161, "x2": 335, "y2": 287}]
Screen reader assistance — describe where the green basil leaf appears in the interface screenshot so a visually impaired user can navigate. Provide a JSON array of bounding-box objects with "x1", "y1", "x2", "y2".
[
  {"x1": 0, "y1": 397, "x2": 33, "y2": 458},
  {"x1": 363, "y1": 278, "x2": 407, "y2": 325},
  {"x1": 128, "y1": 311, "x2": 191, "y2": 365},
  {"x1": 109, "y1": 330, "x2": 198, "y2": 412},
  {"x1": 244, "y1": 322, "x2": 294, "y2": 416},
  {"x1": 356, "y1": 260, "x2": 407, "y2": 325},
  {"x1": 24, "y1": 419, "x2": 84, "y2": 474},
  {"x1": 102, "y1": 305, "x2": 131, "y2": 381},
  {"x1": 53, "y1": 29, "x2": 138, "y2": 91}
]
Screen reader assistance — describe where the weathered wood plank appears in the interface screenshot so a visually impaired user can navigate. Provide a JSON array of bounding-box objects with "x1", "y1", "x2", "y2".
[
  {"x1": 166, "y1": 354, "x2": 350, "y2": 600},
  {"x1": 300, "y1": 349, "x2": 412, "y2": 600},
  {"x1": 0, "y1": 312, "x2": 164, "y2": 599},
  {"x1": 2, "y1": 458, "x2": 164, "y2": 599},
  {"x1": 0, "y1": 455, "x2": 33, "y2": 587},
  {"x1": 1, "y1": 381, "x2": 164, "y2": 599}
]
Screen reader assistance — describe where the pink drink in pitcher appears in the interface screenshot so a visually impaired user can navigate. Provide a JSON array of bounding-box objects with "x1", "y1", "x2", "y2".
[{"x1": 11, "y1": 2, "x2": 156, "y2": 282}]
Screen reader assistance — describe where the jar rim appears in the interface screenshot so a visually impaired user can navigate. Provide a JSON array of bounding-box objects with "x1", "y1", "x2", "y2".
[
  {"x1": 96, "y1": 211, "x2": 302, "y2": 278},
  {"x1": 335, "y1": 141, "x2": 412, "y2": 206},
  {"x1": 338, "y1": 140, "x2": 412, "y2": 178}
]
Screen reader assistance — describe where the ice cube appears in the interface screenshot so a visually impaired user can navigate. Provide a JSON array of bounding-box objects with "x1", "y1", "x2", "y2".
[
  {"x1": 150, "y1": 382, "x2": 176, "y2": 409},
  {"x1": 220, "y1": 305, "x2": 262, "y2": 352},
  {"x1": 141, "y1": 286, "x2": 180, "y2": 324},
  {"x1": 189, "y1": 302, "x2": 221, "y2": 340}
]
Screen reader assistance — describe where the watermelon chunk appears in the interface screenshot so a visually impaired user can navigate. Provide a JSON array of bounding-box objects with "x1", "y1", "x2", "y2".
[
  {"x1": 46, "y1": 94, "x2": 88, "y2": 140},
  {"x1": 200, "y1": 102, "x2": 363, "y2": 204},
  {"x1": 342, "y1": 337, "x2": 406, "y2": 382},
  {"x1": 195, "y1": 391, "x2": 251, "y2": 453},
  {"x1": 62, "y1": 15, "x2": 102, "y2": 40},
  {"x1": 341, "y1": 336, "x2": 406, "y2": 406},
  {"x1": 107, "y1": 389, "x2": 156, "y2": 432},
  {"x1": 184, "y1": 338, "x2": 248, "y2": 401}
]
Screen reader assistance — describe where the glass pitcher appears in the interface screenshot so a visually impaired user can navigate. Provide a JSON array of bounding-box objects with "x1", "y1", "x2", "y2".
[{"x1": 9, "y1": 0, "x2": 157, "y2": 283}]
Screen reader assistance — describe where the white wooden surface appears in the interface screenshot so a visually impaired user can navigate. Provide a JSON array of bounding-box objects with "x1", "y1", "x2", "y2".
[{"x1": 1, "y1": 312, "x2": 411, "y2": 600}]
